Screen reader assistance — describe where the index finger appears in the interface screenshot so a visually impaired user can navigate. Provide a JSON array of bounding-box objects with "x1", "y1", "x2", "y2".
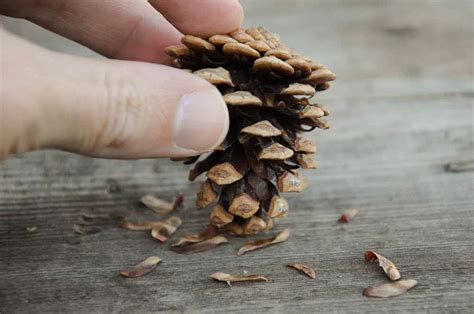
[{"x1": 149, "y1": 0, "x2": 244, "y2": 37}]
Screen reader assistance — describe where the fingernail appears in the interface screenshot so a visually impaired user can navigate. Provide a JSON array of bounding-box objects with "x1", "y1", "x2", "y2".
[{"x1": 173, "y1": 89, "x2": 229, "y2": 152}]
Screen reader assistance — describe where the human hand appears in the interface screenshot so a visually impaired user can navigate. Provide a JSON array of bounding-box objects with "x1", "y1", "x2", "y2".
[{"x1": 0, "y1": 0, "x2": 243, "y2": 160}]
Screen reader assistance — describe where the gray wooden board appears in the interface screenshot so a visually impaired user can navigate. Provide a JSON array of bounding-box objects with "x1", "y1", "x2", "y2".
[{"x1": 1, "y1": 0, "x2": 473, "y2": 312}]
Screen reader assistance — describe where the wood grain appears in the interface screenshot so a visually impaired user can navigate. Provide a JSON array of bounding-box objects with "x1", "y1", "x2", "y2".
[{"x1": 1, "y1": 0, "x2": 473, "y2": 312}]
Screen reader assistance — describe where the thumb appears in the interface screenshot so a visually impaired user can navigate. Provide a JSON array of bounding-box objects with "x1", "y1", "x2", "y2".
[{"x1": 0, "y1": 31, "x2": 229, "y2": 159}]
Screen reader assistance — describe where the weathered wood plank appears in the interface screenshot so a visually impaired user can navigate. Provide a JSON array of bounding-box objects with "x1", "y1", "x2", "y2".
[
  {"x1": 1, "y1": 0, "x2": 473, "y2": 312},
  {"x1": 1, "y1": 94, "x2": 472, "y2": 312}
]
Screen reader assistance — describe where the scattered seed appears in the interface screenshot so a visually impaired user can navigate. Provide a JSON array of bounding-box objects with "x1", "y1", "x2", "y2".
[
  {"x1": 338, "y1": 208, "x2": 358, "y2": 223},
  {"x1": 237, "y1": 228, "x2": 290, "y2": 256},
  {"x1": 141, "y1": 194, "x2": 172, "y2": 212},
  {"x1": 26, "y1": 226, "x2": 37, "y2": 232},
  {"x1": 211, "y1": 272, "x2": 268, "y2": 286},
  {"x1": 150, "y1": 216, "x2": 182, "y2": 242},
  {"x1": 141, "y1": 194, "x2": 183, "y2": 215},
  {"x1": 120, "y1": 256, "x2": 162, "y2": 278},
  {"x1": 363, "y1": 279, "x2": 417, "y2": 298},
  {"x1": 170, "y1": 235, "x2": 228, "y2": 254},
  {"x1": 171, "y1": 224, "x2": 218, "y2": 247},
  {"x1": 287, "y1": 263, "x2": 316, "y2": 279},
  {"x1": 120, "y1": 219, "x2": 166, "y2": 231},
  {"x1": 365, "y1": 250, "x2": 401, "y2": 281}
]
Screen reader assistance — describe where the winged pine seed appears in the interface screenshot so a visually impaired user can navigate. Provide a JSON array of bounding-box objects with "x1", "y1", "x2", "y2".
[
  {"x1": 211, "y1": 272, "x2": 268, "y2": 285},
  {"x1": 363, "y1": 279, "x2": 417, "y2": 298},
  {"x1": 365, "y1": 250, "x2": 401, "y2": 281},
  {"x1": 287, "y1": 263, "x2": 316, "y2": 279},
  {"x1": 120, "y1": 256, "x2": 161, "y2": 278},
  {"x1": 339, "y1": 208, "x2": 358, "y2": 223},
  {"x1": 171, "y1": 224, "x2": 218, "y2": 247},
  {"x1": 237, "y1": 228, "x2": 290, "y2": 256},
  {"x1": 150, "y1": 216, "x2": 182, "y2": 242},
  {"x1": 170, "y1": 235, "x2": 228, "y2": 254}
]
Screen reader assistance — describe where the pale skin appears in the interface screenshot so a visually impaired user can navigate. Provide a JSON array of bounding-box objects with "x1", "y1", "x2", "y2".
[{"x1": 0, "y1": 0, "x2": 244, "y2": 160}]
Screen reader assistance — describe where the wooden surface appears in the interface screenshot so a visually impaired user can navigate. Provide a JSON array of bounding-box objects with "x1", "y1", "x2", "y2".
[{"x1": 1, "y1": 0, "x2": 473, "y2": 312}]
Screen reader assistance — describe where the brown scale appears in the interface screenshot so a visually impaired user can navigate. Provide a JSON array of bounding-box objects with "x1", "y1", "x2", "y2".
[{"x1": 165, "y1": 27, "x2": 335, "y2": 235}]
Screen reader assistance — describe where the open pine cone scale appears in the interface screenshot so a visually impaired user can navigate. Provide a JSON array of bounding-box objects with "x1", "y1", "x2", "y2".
[{"x1": 166, "y1": 27, "x2": 335, "y2": 236}]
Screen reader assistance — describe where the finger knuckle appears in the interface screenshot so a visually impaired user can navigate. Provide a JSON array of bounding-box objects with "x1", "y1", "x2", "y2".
[{"x1": 88, "y1": 67, "x2": 147, "y2": 153}]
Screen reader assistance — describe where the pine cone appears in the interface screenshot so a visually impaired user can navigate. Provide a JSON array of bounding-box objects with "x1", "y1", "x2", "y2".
[{"x1": 165, "y1": 27, "x2": 335, "y2": 236}]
